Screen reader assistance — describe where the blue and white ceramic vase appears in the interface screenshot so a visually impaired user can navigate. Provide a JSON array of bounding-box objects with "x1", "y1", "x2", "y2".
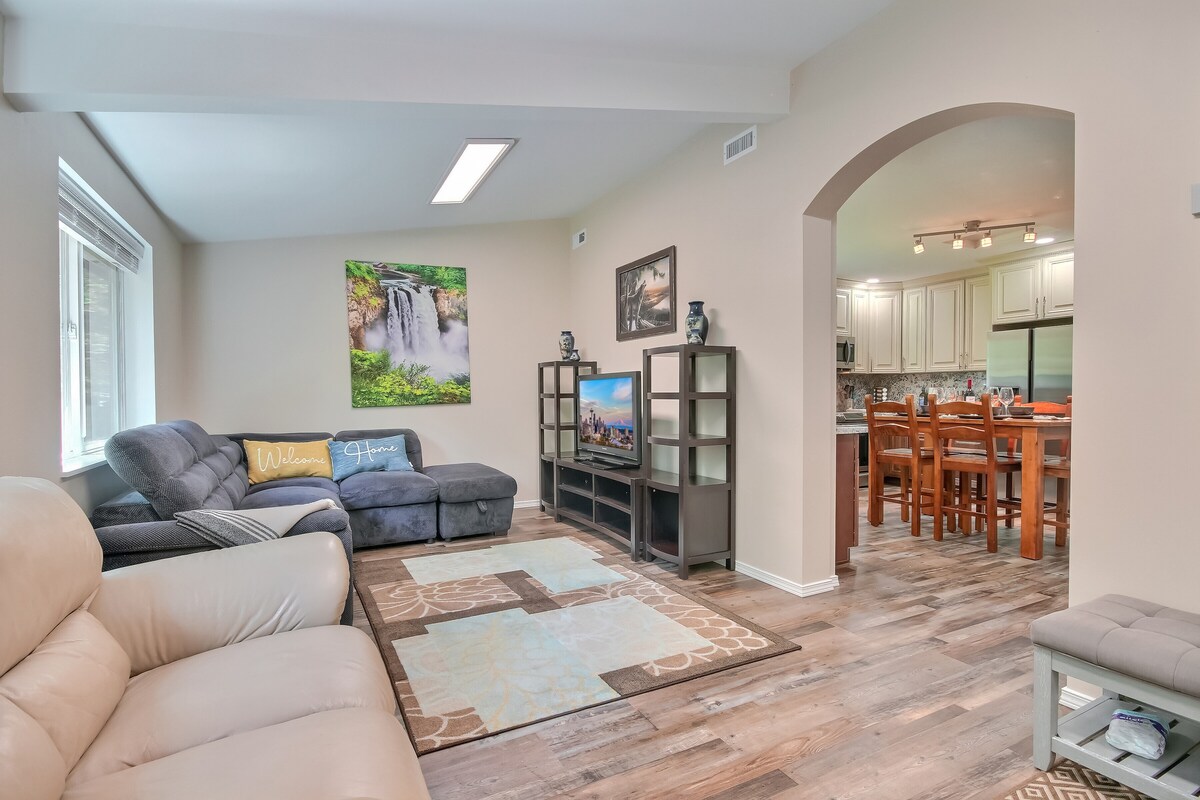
[
  {"x1": 558, "y1": 330, "x2": 575, "y2": 360},
  {"x1": 684, "y1": 301, "x2": 709, "y2": 345},
  {"x1": 567, "y1": 349, "x2": 581, "y2": 362}
]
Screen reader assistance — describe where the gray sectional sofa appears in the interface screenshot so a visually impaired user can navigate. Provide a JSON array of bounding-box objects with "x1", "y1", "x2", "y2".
[{"x1": 90, "y1": 420, "x2": 518, "y2": 623}]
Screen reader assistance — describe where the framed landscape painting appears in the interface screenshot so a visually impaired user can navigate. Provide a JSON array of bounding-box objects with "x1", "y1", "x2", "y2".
[
  {"x1": 345, "y1": 260, "x2": 471, "y2": 407},
  {"x1": 615, "y1": 246, "x2": 676, "y2": 342}
]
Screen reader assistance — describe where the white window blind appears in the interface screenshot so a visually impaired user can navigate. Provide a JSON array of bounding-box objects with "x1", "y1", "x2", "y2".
[{"x1": 58, "y1": 168, "x2": 145, "y2": 274}]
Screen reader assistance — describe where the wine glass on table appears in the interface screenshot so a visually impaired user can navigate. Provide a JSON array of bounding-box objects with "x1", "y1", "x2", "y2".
[{"x1": 998, "y1": 386, "x2": 1014, "y2": 417}]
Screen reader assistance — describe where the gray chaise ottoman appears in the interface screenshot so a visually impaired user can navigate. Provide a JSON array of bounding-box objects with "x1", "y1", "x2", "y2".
[{"x1": 422, "y1": 463, "x2": 517, "y2": 540}]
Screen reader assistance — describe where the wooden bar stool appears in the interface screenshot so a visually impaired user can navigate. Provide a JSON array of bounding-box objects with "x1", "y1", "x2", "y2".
[
  {"x1": 865, "y1": 395, "x2": 932, "y2": 538},
  {"x1": 929, "y1": 394, "x2": 1022, "y2": 552}
]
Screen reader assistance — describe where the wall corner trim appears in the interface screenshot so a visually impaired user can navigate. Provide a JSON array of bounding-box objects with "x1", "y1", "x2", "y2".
[{"x1": 734, "y1": 562, "x2": 840, "y2": 597}]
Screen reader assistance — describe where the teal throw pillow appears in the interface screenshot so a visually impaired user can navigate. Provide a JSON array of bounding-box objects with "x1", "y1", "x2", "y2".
[{"x1": 330, "y1": 435, "x2": 413, "y2": 481}]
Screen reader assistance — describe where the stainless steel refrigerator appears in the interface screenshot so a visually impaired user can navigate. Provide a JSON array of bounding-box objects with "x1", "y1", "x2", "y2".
[{"x1": 986, "y1": 325, "x2": 1073, "y2": 403}]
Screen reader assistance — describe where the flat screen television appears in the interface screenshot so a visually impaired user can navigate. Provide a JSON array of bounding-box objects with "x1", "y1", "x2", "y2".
[{"x1": 576, "y1": 371, "x2": 641, "y2": 468}]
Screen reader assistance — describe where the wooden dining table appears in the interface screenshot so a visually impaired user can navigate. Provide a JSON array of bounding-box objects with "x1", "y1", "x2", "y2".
[{"x1": 881, "y1": 413, "x2": 1072, "y2": 560}]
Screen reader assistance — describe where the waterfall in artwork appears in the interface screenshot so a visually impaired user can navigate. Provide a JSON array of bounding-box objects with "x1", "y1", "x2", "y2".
[
  {"x1": 374, "y1": 279, "x2": 469, "y2": 379},
  {"x1": 348, "y1": 259, "x2": 470, "y2": 407}
]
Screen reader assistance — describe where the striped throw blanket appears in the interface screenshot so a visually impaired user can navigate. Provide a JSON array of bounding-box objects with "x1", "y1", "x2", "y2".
[{"x1": 174, "y1": 499, "x2": 338, "y2": 548}]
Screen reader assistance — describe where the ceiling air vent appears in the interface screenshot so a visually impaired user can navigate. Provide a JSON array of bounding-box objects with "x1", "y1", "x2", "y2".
[
  {"x1": 572, "y1": 228, "x2": 587, "y2": 249},
  {"x1": 723, "y1": 126, "x2": 757, "y2": 165}
]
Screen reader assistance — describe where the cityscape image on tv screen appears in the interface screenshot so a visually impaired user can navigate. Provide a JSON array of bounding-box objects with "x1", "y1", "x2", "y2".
[{"x1": 578, "y1": 376, "x2": 637, "y2": 451}]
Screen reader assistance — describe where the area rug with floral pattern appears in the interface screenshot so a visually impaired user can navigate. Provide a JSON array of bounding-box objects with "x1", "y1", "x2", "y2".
[{"x1": 354, "y1": 534, "x2": 800, "y2": 753}]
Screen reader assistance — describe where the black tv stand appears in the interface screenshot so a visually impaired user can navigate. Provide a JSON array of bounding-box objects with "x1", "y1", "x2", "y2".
[
  {"x1": 573, "y1": 456, "x2": 631, "y2": 471},
  {"x1": 553, "y1": 458, "x2": 644, "y2": 558}
]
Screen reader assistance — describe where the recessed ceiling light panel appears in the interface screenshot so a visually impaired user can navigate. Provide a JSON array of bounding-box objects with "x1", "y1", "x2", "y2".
[{"x1": 431, "y1": 138, "x2": 516, "y2": 204}]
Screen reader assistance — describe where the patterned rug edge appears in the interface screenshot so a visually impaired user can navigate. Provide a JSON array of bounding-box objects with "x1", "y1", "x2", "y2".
[
  {"x1": 999, "y1": 760, "x2": 1151, "y2": 800},
  {"x1": 352, "y1": 531, "x2": 803, "y2": 755}
]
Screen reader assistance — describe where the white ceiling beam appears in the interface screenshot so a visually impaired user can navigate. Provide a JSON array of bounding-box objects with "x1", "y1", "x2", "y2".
[{"x1": 2, "y1": 19, "x2": 790, "y2": 120}]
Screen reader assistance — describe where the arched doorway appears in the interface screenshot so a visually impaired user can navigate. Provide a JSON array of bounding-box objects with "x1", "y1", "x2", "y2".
[{"x1": 798, "y1": 102, "x2": 1074, "y2": 583}]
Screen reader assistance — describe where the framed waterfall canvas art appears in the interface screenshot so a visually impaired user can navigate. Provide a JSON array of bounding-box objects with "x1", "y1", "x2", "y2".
[
  {"x1": 615, "y1": 245, "x2": 676, "y2": 342},
  {"x1": 345, "y1": 260, "x2": 470, "y2": 407}
]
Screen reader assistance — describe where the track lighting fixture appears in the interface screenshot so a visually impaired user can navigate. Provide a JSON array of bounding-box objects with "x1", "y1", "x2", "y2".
[{"x1": 911, "y1": 219, "x2": 1037, "y2": 254}]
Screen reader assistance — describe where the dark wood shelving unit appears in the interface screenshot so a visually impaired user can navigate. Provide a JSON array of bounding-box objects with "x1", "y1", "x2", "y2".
[
  {"x1": 537, "y1": 360, "x2": 597, "y2": 513},
  {"x1": 642, "y1": 344, "x2": 736, "y2": 578},
  {"x1": 553, "y1": 458, "x2": 645, "y2": 558}
]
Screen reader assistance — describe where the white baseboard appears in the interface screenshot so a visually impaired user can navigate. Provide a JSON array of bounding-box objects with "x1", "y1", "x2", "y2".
[
  {"x1": 734, "y1": 562, "x2": 840, "y2": 598},
  {"x1": 514, "y1": 499, "x2": 541, "y2": 510},
  {"x1": 1059, "y1": 686, "x2": 1095, "y2": 710}
]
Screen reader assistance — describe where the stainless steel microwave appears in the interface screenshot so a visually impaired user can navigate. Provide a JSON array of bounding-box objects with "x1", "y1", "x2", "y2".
[{"x1": 836, "y1": 335, "x2": 856, "y2": 371}]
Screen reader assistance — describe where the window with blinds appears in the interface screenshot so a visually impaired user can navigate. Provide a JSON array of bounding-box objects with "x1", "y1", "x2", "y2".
[
  {"x1": 58, "y1": 161, "x2": 150, "y2": 472},
  {"x1": 58, "y1": 167, "x2": 145, "y2": 274}
]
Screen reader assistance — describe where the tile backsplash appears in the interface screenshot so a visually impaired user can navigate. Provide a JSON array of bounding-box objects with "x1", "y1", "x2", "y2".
[{"x1": 839, "y1": 371, "x2": 987, "y2": 407}]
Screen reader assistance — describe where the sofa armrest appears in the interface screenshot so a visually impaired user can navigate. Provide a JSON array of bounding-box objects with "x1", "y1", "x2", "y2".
[
  {"x1": 89, "y1": 532, "x2": 349, "y2": 675},
  {"x1": 95, "y1": 509, "x2": 351, "y2": 556},
  {"x1": 89, "y1": 489, "x2": 161, "y2": 527},
  {"x1": 94, "y1": 507, "x2": 355, "y2": 625},
  {"x1": 94, "y1": 518, "x2": 214, "y2": 556}
]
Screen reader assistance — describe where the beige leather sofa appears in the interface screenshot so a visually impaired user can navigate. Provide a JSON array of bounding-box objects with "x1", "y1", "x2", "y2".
[{"x1": 0, "y1": 477, "x2": 430, "y2": 800}]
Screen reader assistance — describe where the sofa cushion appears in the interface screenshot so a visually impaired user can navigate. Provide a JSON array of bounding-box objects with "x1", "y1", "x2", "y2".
[
  {"x1": 334, "y1": 428, "x2": 424, "y2": 471},
  {"x1": 0, "y1": 478, "x2": 103, "y2": 676},
  {"x1": 62, "y1": 708, "x2": 429, "y2": 800},
  {"x1": 1031, "y1": 594, "x2": 1200, "y2": 696},
  {"x1": 105, "y1": 421, "x2": 247, "y2": 518},
  {"x1": 237, "y1": 485, "x2": 343, "y2": 511},
  {"x1": 423, "y1": 462, "x2": 518, "y2": 503},
  {"x1": 0, "y1": 610, "x2": 129, "y2": 773},
  {"x1": 68, "y1": 625, "x2": 393, "y2": 786},
  {"x1": 245, "y1": 476, "x2": 339, "y2": 496},
  {"x1": 0, "y1": 695, "x2": 67, "y2": 800},
  {"x1": 338, "y1": 470, "x2": 439, "y2": 510}
]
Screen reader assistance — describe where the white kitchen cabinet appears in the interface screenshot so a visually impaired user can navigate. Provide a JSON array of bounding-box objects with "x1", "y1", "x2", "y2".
[
  {"x1": 835, "y1": 288, "x2": 852, "y2": 336},
  {"x1": 901, "y1": 287, "x2": 926, "y2": 372},
  {"x1": 926, "y1": 280, "x2": 964, "y2": 371},
  {"x1": 991, "y1": 259, "x2": 1041, "y2": 323},
  {"x1": 868, "y1": 289, "x2": 902, "y2": 373},
  {"x1": 964, "y1": 275, "x2": 991, "y2": 370},
  {"x1": 1042, "y1": 252, "x2": 1075, "y2": 318},
  {"x1": 851, "y1": 288, "x2": 870, "y2": 372},
  {"x1": 991, "y1": 252, "x2": 1074, "y2": 323}
]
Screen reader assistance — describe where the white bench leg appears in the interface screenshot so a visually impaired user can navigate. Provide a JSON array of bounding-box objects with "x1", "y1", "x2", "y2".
[{"x1": 1033, "y1": 645, "x2": 1059, "y2": 770}]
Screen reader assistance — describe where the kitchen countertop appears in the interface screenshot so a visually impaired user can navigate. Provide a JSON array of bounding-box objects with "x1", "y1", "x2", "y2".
[{"x1": 836, "y1": 424, "x2": 867, "y2": 435}]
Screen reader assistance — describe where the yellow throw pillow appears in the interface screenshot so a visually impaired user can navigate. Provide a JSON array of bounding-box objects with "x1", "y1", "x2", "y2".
[{"x1": 243, "y1": 439, "x2": 334, "y2": 485}]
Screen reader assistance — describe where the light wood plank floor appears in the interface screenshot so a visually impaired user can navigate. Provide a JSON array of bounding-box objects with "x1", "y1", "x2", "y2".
[{"x1": 353, "y1": 504, "x2": 1068, "y2": 800}]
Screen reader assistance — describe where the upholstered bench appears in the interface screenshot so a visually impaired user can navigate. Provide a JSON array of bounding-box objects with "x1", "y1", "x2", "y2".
[
  {"x1": 422, "y1": 463, "x2": 517, "y2": 541},
  {"x1": 1031, "y1": 594, "x2": 1200, "y2": 799}
]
